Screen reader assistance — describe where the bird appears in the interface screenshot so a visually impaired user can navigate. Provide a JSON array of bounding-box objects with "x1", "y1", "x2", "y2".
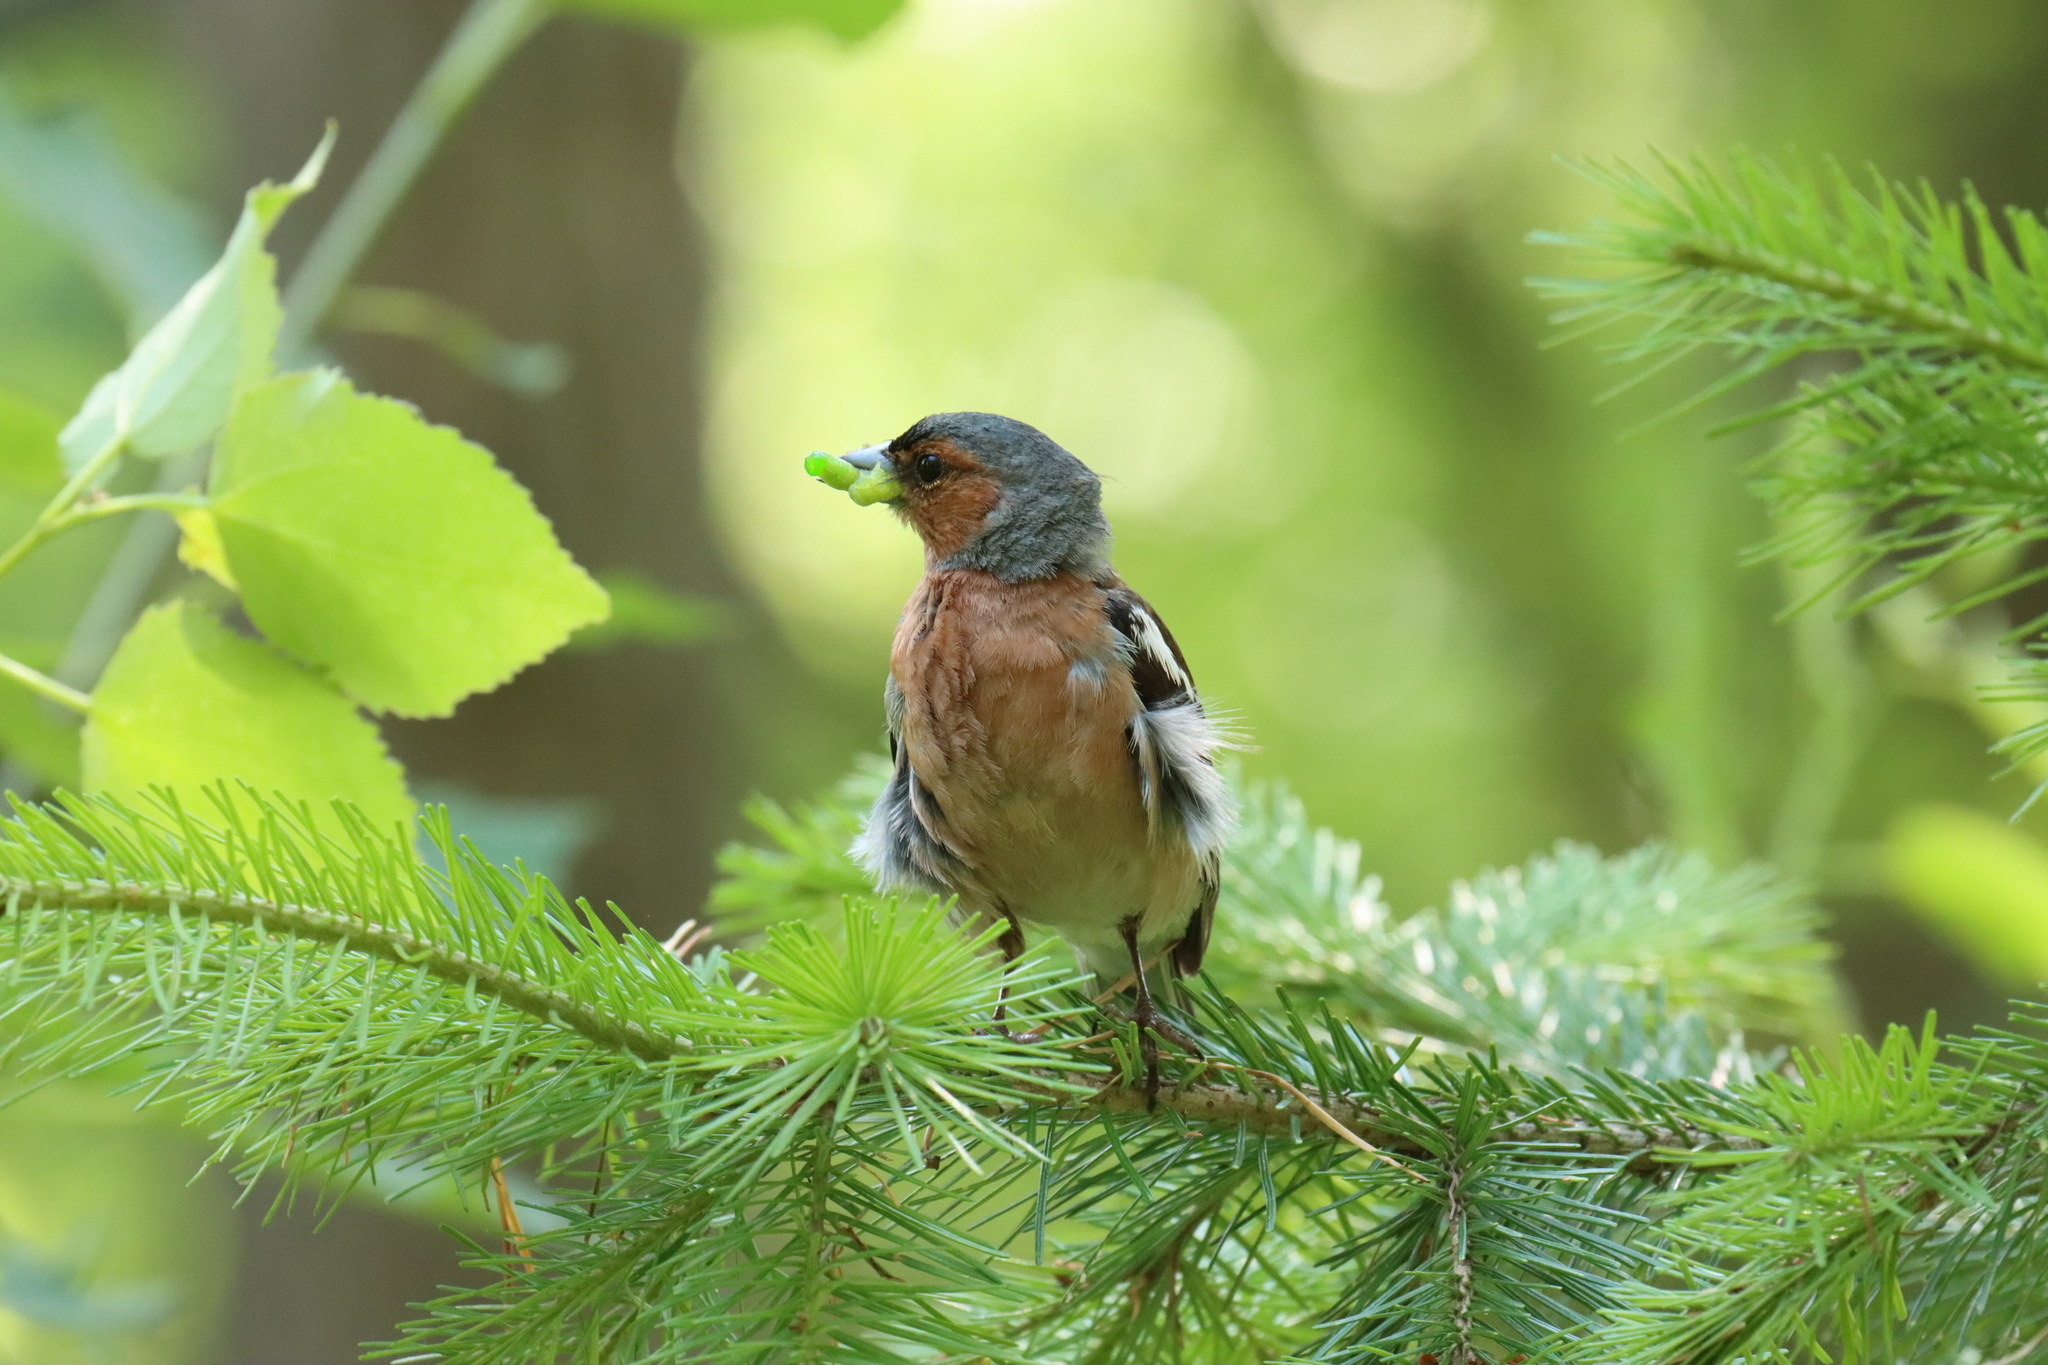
[{"x1": 804, "y1": 411, "x2": 1237, "y2": 1090}]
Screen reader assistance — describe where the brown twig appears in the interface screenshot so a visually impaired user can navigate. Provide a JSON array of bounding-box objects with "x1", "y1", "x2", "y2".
[
  {"x1": 1223, "y1": 1062, "x2": 1428, "y2": 1184},
  {"x1": 1987, "y1": 1323, "x2": 2048, "y2": 1365},
  {"x1": 662, "y1": 917, "x2": 715, "y2": 962},
  {"x1": 1079, "y1": 1072, "x2": 1759, "y2": 1175},
  {"x1": 489, "y1": 1156, "x2": 533, "y2": 1269}
]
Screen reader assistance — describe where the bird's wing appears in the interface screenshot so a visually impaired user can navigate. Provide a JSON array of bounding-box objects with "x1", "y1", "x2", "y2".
[
  {"x1": 1104, "y1": 585, "x2": 1234, "y2": 977},
  {"x1": 1105, "y1": 585, "x2": 1198, "y2": 712},
  {"x1": 1172, "y1": 863, "x2": 1220, "y2": 979},
  {"x1": 852, "y1": 672, "x2": 963, "y2": 897}
]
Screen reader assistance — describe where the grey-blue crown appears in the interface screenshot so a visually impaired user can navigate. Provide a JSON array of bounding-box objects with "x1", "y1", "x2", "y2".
[{"x1": 893, "y1": 412, "x2": 1111, "y2": 582}]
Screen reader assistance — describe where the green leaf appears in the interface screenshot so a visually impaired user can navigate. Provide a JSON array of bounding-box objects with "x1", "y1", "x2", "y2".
[
  {"x1": 0, "y1": 390, "x2": 61, "y2": 493},
  {"x1": 172, "y1": 506, "x2": 237, "y2": 592},
  {"x1": 81, "y1": 600, "x2": 412, "y2": 834},
  {"x1": 561, "y1": 0, "x2": 906, "y2": 42},
  {"x1": 55, "y1": 128, "x2": 331, "y2": 473},
  {"x1": 210, "y1": 369, "x2": 609, "y2": 718}
]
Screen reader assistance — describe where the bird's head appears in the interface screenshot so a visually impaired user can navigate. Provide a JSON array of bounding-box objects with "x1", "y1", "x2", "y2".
[{"x1": 806, "y1": 412, "x2": 1110, "y2": 582}]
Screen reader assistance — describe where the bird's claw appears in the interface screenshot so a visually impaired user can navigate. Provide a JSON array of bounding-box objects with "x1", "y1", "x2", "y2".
[{"x1": 1106, "y1": 1000, "x2": 1202, "y2": 1107}]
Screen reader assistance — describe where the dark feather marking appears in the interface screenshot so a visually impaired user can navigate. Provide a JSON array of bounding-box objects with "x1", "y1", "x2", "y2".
[
  {"x1": 857, "y1": 734, "x2": 960, "y2": 896},
  {"x1": 908, "y1": 764, "x2": 951, "y2": 831},
  {"x1": 912, "y1": 576, "x2": 947, "y2": 644},
  {"x1": 1104, "y1": 583, "x2": 1230, "y2": 976},
  {"x1": 905, "y1": 761, "x2": 959, "y2": 875},
  {"x1": 1104, "y1": 587, "x2": 1194, "y2": 711},
  {"x1": 1170, "y1": 862, "x2": 1218, "y2": 978},
  {"x1": 884, "y1": 675, "x2": 905, "y2": 763},
  {"x1": 1106, "y1": 585, "x2": 1229, "y2": 844}
]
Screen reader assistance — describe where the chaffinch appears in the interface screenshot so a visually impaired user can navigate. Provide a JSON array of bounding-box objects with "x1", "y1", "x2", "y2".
[{"x1": 806, "y1": 412, "x2": 1237, "y2": 1082}]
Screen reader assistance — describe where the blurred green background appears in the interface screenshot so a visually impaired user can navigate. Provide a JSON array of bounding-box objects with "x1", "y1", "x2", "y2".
[{"x1": 4, "y1": 0, "x2": 2048, "y2": 1357}]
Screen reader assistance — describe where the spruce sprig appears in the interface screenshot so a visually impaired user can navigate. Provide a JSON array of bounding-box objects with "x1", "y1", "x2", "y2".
[
  {"x1": 1534, "y1": 151, "x2": 2048, "y2": 768},
  {"x1": 6, "y1": 776, "x2": 2048, "y2": 1361}
]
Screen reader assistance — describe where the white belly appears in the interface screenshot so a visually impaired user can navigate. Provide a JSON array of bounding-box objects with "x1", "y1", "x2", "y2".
[{"x1": 955, "y1": 784, "x2": 1202, "y2": 980}]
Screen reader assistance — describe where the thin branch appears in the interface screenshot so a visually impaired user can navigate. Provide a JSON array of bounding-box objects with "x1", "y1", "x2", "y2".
[
  {"x1": 1, "y1": 874, "x2": 687, "y2": 1062},
  {"x1": 1081, "y1": 1077, "x2": 1763, "y2": 1172},
  {"x1": 0, "y1": 432, "x2": 126, "y2": 584},
  {"x1": 1222, "y1": 1061, "x2": 1427, "y2": 1183},
  {"x1": 277, "y1": 0, "x2": 552, "y2": 358},
  {"x1": 1446, "y1": 1152, "x2": 1476, "y2": 1365},
  {"x1": 795, "y1": 1111, "x2": 839, "y2": 1363},
  {"x1": 1988, "y1": 1323, "x2": 2048, "y2": 1365},
  {"x1": 489, "y1": 1155, "x2": 533, "y2": 1269},
  {"x1": 1665, "y1": 235, "x2": 2048, "y2": 376},
  {"x1": 55, "y1": 492, "x2": 208, "y2": 528},
  {"x1": 51, "y1": 448, "x2": 207, "y2": 695},
  {"x1": 0, "y1": 654, "x2": 90, "y2": 714}
]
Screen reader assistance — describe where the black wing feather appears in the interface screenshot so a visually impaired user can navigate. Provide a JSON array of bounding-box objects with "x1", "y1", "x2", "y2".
[
  {"x1": 1104, "y1": 587, "x2": 1196, "y2": 710},
  {"x1": 1105, "y1": 584, "x2": 1220, "y2": 979},
  {"x1": 1170, "y1": 867, "x2": 1218, "y2": 978}
]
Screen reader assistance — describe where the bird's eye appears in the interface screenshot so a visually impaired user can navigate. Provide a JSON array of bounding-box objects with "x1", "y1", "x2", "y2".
[{"x1": 914, "y1": 452, "x2": 946, "y2": 484}]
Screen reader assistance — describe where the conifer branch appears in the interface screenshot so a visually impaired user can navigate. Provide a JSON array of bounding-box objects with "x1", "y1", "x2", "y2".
[
  {"x1": 1664, "y1": 235, "x2": 2048, "y2": 375},
  {"x1": 13, "y1": 777, "x2": 2040, "y2": 1362},
  {"x1": 0, "y1": 858, "x2": 1785, "y2": 1170},
  {"x1": 1, "y1": 873, "x2": 687, "y2": 1062},
  {"x1": 1538, "y1": 151, "x2": 2048, "y2": 767},
  {"x1": 1446, "y1": 1153, "x2": 1477, "y2": 1365},
  {"x1": 1080, "y1": 1077, "x2": 1764, "y2": 1173}
]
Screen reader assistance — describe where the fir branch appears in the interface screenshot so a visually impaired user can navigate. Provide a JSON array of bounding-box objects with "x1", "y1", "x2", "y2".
[
  {"x1": 1537, "y1": 150, "x2": 2048, "y2": 767},
  {"x1": 2, "y1": 870, "x2": 685, "y2": 1062},
  {"x1": 17, "y1": 775, "x2": 2048, "y2": 1362},
  {"x1": 709, "y1": 757, "x2": 885, "y2": 932},
  {"x1": 1560, "y1": 1019, "x2": 2036, "y2": 1363},
  {"x1": 1080, "y1": 1072, "x2": 1759, "y2": 1174},
  {"x1": 1661, "y1": 235, "x2": 2048, "y2": 377},
  {"x1": 710, "y1": 768, "x2": 1841, "y2": 1068},
  {"x1": 0, "y1": 781, "x2": 1777, "y2": 1174},
  {"x1": 1211, "y1": 782, "x2": 1838, "y2": 1067}
]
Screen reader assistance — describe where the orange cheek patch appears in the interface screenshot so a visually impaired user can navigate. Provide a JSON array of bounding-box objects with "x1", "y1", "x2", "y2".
[{"x1": 910, "y1": 474, "x2": 1002, "y2": 559}]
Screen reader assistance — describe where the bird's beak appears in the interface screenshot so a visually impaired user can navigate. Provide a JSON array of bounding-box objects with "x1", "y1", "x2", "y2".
[{"x1": 803, "y1": 442, "x2": 902, "y2": 506}]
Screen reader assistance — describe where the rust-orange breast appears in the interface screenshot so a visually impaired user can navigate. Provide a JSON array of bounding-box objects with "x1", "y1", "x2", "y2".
[{"x1": 891, "y1": 568, "x2": 1148, "y2": 878}]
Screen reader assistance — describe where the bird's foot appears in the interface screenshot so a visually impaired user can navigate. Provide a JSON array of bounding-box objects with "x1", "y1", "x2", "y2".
[
  {"x1": 1106, "y1": 999, "x2": 1202, "y2": 1108},
  {"x1": 976, "y1": 1022, "x2": 1052, "y2": 1046}
]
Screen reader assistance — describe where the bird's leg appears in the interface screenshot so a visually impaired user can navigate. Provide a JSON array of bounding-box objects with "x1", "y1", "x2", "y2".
[
  {"x1": 992, "y1": 905, "x2": 1031, "y2": 1037},
  {"x1": 1117, "y1": 918, "x2": 1168, "y2": 1105},
  {"x1": 1105, "y1": 925, "x2": 1204, "y2": 1098}
]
